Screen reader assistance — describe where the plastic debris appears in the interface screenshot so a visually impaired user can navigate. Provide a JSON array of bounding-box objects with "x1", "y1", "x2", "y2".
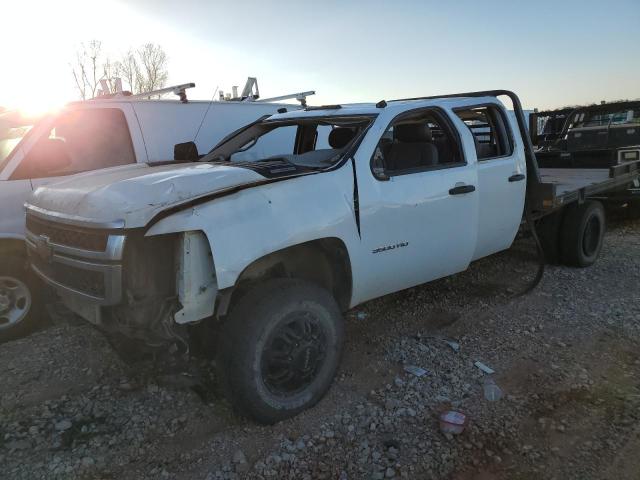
[
  {"x1": 439, "y1": 410, "x2": 468, "y2": 435},
  {"x1": 404, "y1": 365, "x2": 429, "y2": 377},
  {"x1": 443, "y1": 339, "x2": 460, "y2": 352},
  {"x1": 356, "y1": 311, "x2": 368, "y2": 320},
  {"x1": 482, "y1": 377, "x2": 503, "y2": 402},
  {"x1": 474, "y1": 361, "x2": 495, "y2": 375}
]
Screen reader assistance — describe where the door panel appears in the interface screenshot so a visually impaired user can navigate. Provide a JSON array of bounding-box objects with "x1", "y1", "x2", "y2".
[
  {"x1": 355, "y1": 164, "x2": 478, "y2": 303},
  {"x1": 473, "y1": 156, "x2": 526, "y2": 259}
]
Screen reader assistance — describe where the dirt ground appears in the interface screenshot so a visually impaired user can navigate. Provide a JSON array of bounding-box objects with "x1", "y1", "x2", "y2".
[{"x1": 1, "y1": 210, "x2": 639, "y2": 480}]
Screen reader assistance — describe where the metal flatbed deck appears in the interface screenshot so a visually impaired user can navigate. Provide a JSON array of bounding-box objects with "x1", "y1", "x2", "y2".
[
  {"x1": 533, "y1": 160, "x2": 640, "y2": 212},
  {"x1": 539, "y1": 168, "x2": 610, "y2": 196}
]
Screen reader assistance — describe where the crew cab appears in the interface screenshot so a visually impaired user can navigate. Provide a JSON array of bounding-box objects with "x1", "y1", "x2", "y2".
[
  {"x1": 0, "y1": 85, "x2": 306, "y2": 342},
  {"x1": 25, "y1": 90, "x2": 640, "y2": 423}
]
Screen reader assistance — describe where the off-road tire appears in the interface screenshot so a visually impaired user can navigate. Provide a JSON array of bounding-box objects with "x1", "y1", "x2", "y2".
[
  {"x1": 0, "y1": 256, "x2": 42, "y2": 343},
  {"x1": 560, "y1": 200, "x2": 606, "y2": 267},
  {"x1": 217, "y1": 279, "x2": 344, "y2": 424}
]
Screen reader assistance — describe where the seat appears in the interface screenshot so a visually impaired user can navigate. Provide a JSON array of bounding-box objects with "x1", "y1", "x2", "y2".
[
  {"x1": 473, "y1": 135, "x2": 498, "y2": 159},
  {"x1": 385, "y1": 123, "x2": 439, "y2": 171},
  {"x1": 328, "y1": 127, "x2": 356, "y2": 149}
]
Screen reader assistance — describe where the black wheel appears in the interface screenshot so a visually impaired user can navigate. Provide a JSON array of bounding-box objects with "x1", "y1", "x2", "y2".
[
  {"x1": 218, "y1": 279, "x2": 344, "y2": 424},
  {"x1": 560, "y1": 201, "x2": 606, "y2": 267},
  {"x1": 536, "y1": 210, "x2": 564, "y2": 265},
  {"x1": 0, "y1": 255, "x2": 42, "y2": 343}
]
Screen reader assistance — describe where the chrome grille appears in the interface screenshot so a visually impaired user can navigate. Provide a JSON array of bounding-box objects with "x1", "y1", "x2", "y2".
[{"x1": 26, "y1": 216, "x2": 109, "y2": 252}]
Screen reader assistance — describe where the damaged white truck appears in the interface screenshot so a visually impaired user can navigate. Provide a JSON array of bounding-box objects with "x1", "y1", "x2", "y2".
[{"x1": 25, "y1": 90, "x2": 640, "y2": 423}]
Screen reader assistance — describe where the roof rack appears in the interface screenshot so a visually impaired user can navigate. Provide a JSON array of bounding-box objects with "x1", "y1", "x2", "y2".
[
  {"x1": 93, "y1": 82, "x2": 196, "y2": 103},
  {"x1": 124, "y1": 83, "x2": 196, "y2": 103},
  {"x1": 218, "y1": 77, "x2": 315, "y2": 106}
]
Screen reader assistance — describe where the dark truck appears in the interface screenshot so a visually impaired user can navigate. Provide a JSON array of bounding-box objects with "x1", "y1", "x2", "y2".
[
  {"x1": 530, "y1": 100, "x2": 640, "y2": 167},
  {"x1": 530, "y1": 100, "x2": 640, "y2": 215}
]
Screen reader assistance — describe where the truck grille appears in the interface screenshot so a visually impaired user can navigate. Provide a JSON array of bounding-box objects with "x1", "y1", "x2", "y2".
[
  {"x1": 26, "y1": 212, "x2": 125, "y2": 305},
  {"x1": 31, "y1": 256, "x2": 105, "y2": 297},
  {"x1": 26, "y1": 216, "x2": 109, "y2": 252}
]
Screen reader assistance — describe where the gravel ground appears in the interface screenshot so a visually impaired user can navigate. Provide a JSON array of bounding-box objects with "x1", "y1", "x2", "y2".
[{"x1": 1, "y1": 211, "x2": 639, "y2": 480}]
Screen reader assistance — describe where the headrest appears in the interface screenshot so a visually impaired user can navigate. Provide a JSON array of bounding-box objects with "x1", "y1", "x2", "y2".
[
  {"x1": 394, "y1": 123, "x2": 432, "y2": 143},
  {"x1": 328, "y1": 127, "x2": 356, "y2": 149}
]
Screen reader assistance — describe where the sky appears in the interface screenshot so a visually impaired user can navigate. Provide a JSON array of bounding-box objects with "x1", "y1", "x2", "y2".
[{"x1": 1, "y1": 0, "x2": 639, "y2": 114}]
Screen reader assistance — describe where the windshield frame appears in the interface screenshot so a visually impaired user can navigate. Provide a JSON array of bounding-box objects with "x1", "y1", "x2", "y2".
[{"x1": 201, "y1": 114, "x2": 378, "y2": 170}]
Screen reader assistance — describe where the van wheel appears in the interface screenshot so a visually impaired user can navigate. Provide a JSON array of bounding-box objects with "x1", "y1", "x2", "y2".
[
  {"x1": 218, "y1": 279, "x2": 344, "y2": 424},
  {"x1": 561, "y1": 201, "x2": 606, "y2": 267},
  {"x1": 0, "y1": 256, "x2": 42, "y2": 343}
]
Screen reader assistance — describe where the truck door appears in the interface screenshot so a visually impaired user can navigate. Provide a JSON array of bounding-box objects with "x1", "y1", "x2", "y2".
[
  {"x1": 454, "y1": 105, "x2": 527, "y2": 260},
  {"x1": 354, "y1": 108, "x2": 479, "y2": 302}
]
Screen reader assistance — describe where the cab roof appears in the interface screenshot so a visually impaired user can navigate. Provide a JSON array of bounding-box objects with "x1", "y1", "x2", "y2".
[{"x1": 266, "y1": 96, "x2": 503, "y2": 121}]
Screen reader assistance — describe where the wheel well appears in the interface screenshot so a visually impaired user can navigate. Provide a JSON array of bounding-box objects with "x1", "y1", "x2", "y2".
[{"x1": 230, "y1": 238, "x2": 353, "y2": 312}]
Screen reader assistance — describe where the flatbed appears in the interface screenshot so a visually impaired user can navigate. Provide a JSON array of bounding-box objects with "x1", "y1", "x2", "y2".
[{"x1": 535, "y1": 161, "x2": 640, "y2": 211}]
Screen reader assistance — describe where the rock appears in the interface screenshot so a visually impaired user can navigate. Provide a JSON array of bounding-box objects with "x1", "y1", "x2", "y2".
[
  {"x1": 385, "y1": 467, "x2": 396, "y2": 478},
  {"x1": 54, "y1": 419, "x2": 72, "y2": 431},
  {"x1": 232, "y1": 449, "x2": 247, "y2": 465}
]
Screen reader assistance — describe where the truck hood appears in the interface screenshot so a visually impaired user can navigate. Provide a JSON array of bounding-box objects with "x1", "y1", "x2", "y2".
[{"x1": 28, "y1": 162, "x2": 266, "y2": 228}]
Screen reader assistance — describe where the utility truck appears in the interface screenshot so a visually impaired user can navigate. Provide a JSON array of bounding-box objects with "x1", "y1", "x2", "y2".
[
  {"x1": 0, "y1": 80, "x2": 312, "y2": 341},
  {"x1": 25, "y1": 90, "x2": 640, "y2": 423}
]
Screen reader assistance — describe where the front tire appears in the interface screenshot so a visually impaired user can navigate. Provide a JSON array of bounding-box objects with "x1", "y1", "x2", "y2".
[
  {"x1": 560, "y1": 200, "x2": 606, "y2": 267},
  {"x1": 218, "y1": 279, "x2": 344, "y2": 424},
  {"x1": 0, "y1": 256, "x2": 42, "y2": 343}
]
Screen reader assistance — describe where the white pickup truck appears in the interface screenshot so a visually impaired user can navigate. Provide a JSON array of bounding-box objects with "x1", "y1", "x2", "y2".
[
  {"x1": 0, "y1": 87, "x2": 305, "y2": 342},
  {"x1": 24, "y1": 90, "x2": 640, "y2": 423}
]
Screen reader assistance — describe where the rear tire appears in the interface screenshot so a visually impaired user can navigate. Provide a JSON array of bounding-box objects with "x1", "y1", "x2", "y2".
[
  {"x1": 217, "y1": 279, "x2": 344, "y2": 424},
  {"x1": 560, "y1": 201, "x2": 606, "y2": 267},
  {"x1": 0, "y1": 256, "x2": 42, "y2": 343}
]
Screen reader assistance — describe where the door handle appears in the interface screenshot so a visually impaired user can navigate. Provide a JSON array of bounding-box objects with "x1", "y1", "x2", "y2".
[
  {"x1": 449, "y1": 185, "x2": 476, "y2": 195},
  {"x1": 508, "y1": 174, "x2": 525, "y2": 182}
]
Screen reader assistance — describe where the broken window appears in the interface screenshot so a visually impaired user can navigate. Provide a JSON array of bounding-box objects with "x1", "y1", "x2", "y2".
[
  {"x1": 455, "y1": 106, "x2": 513, "y2": 160},
  {"x1": 371, "y1": 109, "x2": 464, "y2": 179}
]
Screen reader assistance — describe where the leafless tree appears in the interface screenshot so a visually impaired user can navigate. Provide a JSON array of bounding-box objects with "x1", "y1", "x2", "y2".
[
  {"x1": 71, "y1": 41, "x2": 106, "y2": 100},
  {"x1": 71, "y1": 41, "x2": 169, "y2": 99},
  {"x1": 117, "y1": 49, "x2": 141, "y2": 94},
  {"x1": 134, "y1": 43, "x2": 169, "y2": 94}
]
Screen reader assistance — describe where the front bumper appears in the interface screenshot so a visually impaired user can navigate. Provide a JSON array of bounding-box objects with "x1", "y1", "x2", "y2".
[{"x1": 25, "y1": 209, "x2": 126, "y2": 324}]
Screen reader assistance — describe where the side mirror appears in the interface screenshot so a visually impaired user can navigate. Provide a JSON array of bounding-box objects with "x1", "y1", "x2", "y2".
[{"x1": 174, "y1": 141, "x2": 199, "y2": 161}]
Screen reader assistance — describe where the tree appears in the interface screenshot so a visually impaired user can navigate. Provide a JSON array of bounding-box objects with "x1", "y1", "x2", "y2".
[
  {"x1": 71, "y1": 40, "x2": 106, "y2": 100},
  {"x1": 133, "y1": 43, "x2": 169, "y2": 94},
  {"x1": 71, "y1": 41, "x2": 169, "y2": 99}
]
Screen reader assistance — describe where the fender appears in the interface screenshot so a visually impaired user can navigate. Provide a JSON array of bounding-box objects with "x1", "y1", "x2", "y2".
[{"x1": 145, "y1": 165, "x2": 362, "y2": 295}]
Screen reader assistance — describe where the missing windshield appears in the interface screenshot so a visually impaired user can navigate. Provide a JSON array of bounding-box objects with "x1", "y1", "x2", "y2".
[{"x1": 202, "y1": 115, "x2": 374, "y2": 172}]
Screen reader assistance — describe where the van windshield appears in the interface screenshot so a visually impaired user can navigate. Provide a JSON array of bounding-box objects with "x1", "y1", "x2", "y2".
[{"x1": 0, "y1": 112, "x2": 35, "y2": 171}]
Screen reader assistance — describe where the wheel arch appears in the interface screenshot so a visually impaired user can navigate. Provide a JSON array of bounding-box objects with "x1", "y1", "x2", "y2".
[{"x1": 223, "y1": 237, "x2": 353, "y2": 314}]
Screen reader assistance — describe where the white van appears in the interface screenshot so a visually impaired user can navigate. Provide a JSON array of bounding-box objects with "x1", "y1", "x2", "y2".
[{"x1": 0, "y1": 86, "x2": 307, "y2": 341}]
